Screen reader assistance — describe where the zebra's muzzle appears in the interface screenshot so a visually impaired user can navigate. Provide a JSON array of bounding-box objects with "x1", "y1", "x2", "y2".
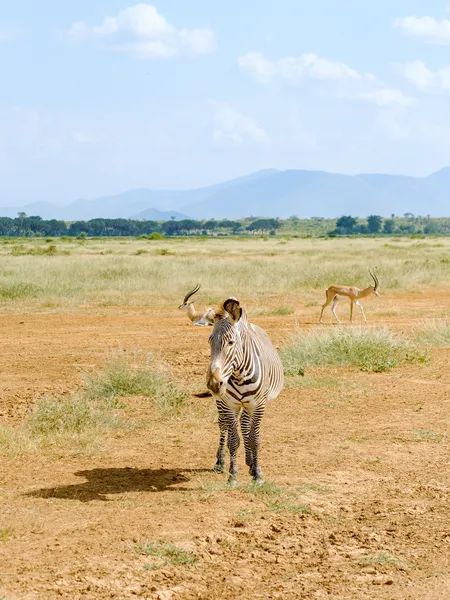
[{"x1": 207, "y1": 367, "x2": 226, "y2": 396}]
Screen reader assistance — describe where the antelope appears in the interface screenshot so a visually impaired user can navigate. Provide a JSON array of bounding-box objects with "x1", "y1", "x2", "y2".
[
  {"x1": 206, "y1": 297, "x2": 284, "y2": 486},
  {"x1": 179, "y1": 284, "x2": 215, "y2": 326},
  {"x1": 319, "y1": 269, "x2": 380, "y2": 324}
]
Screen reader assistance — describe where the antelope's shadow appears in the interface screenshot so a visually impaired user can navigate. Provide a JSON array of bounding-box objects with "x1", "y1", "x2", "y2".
[{"x1": 26, "y1": 467, "x2": 210, "y2": 502}]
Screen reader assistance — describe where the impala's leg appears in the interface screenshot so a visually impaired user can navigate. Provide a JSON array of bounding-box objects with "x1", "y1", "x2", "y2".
[
  {"x1": 320, "y1": 291, "x2": 335, "y2": 324},
  {"x1": 319, "y1": 297, "x2": 331, "y2": 323},
  {"x1": 355, "y1": 300, "x2": 367, "y2": 323},
  {"x1": 331, "y1": 297, "x2": 341, "y2": 323},
  {"x1": 350, "y1": 300, "x2": 354, "y2": 323}
]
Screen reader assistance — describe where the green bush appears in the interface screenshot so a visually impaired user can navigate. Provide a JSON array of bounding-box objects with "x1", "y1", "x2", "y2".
[
  {"x1": 281, "y1": 327, "x2": 428, "y2": 373},
  {"x1": 83, "y1": 352, "x2": 187, "y2": 414}
]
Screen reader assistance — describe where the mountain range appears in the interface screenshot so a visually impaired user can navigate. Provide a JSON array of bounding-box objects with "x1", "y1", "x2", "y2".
[{"x1": 0, "y1": 168, "x2": 449, "y2": 220}]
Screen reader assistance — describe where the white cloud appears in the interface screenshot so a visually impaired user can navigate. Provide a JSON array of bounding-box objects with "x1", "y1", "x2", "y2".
[
  {"x1": 0, "y1": 27, "x2": 22, "y2": 42},
  {"x1": 394, "y1": 15, "x2": 450, "y2": 44},
  {"x1": 63, "y1": 4, "x2": 216, "y2": 59},
  {"x1": 238, "y1": 52, "x2": 277, "y2": 83},
  {"x1": 238, "y1": 51, "x2": 363, "y2": 84},
  {"x1": 400, "y1": 60, "x2": 450, "y2": 90},
  {"x1": 239, "y1": 51, "x2": 413, "y2": 108},
  {"x1": 359, "y1": 88, "x2": 414, "y2": 106},
  {"x1": 212, "y1": 103, "x2": 270, "y2": 147},
  {"x1": 66, "y1": 21, "x2": 89, "y2": 44}
]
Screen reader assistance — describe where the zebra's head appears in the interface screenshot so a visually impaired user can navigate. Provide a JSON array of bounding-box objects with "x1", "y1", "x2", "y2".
[{"x1": 206, "y1": 297, "x2": 245, "y2": 396}]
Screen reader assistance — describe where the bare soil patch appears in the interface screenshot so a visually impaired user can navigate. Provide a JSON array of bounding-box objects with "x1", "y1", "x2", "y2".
[{"x1": 0, "y1": 291, "x2": 449, "y2": 599}]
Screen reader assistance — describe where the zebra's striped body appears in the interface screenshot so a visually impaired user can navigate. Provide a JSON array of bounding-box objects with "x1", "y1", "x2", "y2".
[{"x1": 206, "y1": 297, "x2": 284, "y2": 485}]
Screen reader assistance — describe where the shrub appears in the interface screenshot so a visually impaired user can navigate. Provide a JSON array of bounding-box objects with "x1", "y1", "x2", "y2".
[
  {"x1": 153, "y1": 248, "x2": 174, "y2": 256},
  {"x1": 83, "y1": 351, "x2": 187, "y2": 415},
  {"x1": 0, "y1": 282, "x2": 42, "y2": 300},
  {"x1": 414, "y1": 320, "x2": 450, "y2": 347},
  {"x1": 10, "y1": 244, "x2": 67, "y2": 256},
  {"x1": 0, "y1": 396, "x2": 123, "y2": 456},
  {"x1": 281, "y1": 327, "x2": 428, "y2": 374}
]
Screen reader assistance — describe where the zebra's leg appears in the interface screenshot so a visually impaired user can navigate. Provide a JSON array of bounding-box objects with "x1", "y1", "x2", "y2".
[
  {"x1": 240, "y1": 409, "x2": 253, "y2": 474},
  {"x1": 226, "y1": 407, "x2": 241, "y2": 486},
  {"x1": 248, "y1": 403, "x2": 266, "y2": 485},
  {"x1": 213, "y1": 399, "x2": 227, "y2": 473}
]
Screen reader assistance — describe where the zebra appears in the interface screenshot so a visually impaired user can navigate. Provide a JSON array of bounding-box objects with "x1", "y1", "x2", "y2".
[{"x1": 206, "y1": 297, "x2": 284, "y2": 486}]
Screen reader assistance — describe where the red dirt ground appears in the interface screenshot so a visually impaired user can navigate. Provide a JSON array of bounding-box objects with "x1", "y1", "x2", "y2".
[{"x1": 0, "y1": 291, "x2": 449, "y2": 599}]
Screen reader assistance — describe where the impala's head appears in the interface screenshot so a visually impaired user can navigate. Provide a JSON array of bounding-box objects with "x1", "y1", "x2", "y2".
[
  {"x1": 369, "y1": 268, "x2": 380, "y2": 297},
  {"x1": 206, "y1": 297, "x2": 244, "y2": 396},
  {"x1": 178, "y1": 283, "x2": 200, "y2": 310}
]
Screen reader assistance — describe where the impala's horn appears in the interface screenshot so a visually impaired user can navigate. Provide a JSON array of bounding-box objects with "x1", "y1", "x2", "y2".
[
  {"x1": 369, "y1": 268, "x2": 379, "y2": 291},
  {"x1": 181, "y1": 283, "x2": 201, "y2": 305}
]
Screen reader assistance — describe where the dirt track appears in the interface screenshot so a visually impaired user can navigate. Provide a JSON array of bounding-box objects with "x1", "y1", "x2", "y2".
[{"x1": 0, "y1": 292, "x2": 449, "y2": 599}]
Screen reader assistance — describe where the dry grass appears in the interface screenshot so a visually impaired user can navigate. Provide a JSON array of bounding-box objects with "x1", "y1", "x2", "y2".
[
  {"x1": 83, "y1": 349, "x2": 187, "y2": 415},
  {"x1": 0, "y1": 349, "x2": 187, "y2": 456},
  {"x1": 281, "y1": 327, "x2": 428, "y2": 374},
  {"x1": 0, "y1": 396, "x2": 123, "y2": 457},
  {"x1": 0, "y1": 236, "x2": 448, "y2": 312},
  {"x1": 413, "y1": 319, "x2": 450, "y2": 347}
]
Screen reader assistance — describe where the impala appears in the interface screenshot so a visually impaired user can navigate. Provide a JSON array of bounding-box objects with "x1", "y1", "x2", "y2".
[
  {"x1": 179, "y1": 284, "x2": 215, "y2": 326},
  {"x1": 319, "y1": 269, "x2": 380, "y2": 324}
]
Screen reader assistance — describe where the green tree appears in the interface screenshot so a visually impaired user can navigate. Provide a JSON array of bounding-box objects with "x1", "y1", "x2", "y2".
[
  {"x1": 333, "y1": 215, "x2": 358, "y2": 234},
  {"x1": 367, "y1": 215, "x2": 382, "y2": 233},
  {"x1": 383, "y1": 219, "x2": 395, "y2": 234}
]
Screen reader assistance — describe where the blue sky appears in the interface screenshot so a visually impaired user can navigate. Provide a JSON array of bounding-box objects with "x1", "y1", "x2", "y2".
[{"x1": 1, "y1": 1, "x2": 450, "y2": 205}]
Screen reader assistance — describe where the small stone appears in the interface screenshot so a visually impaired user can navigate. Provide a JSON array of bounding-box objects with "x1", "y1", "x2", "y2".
[{"x1": 361, "y1": 567, "x2": 377, "y2": 575}]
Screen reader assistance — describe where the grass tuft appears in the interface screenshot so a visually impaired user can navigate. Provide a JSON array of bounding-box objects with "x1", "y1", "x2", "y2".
[
  {"x1": 0, "y1": 282, "x2": 42, "y2": 300},
  {"x1": 0, "y1": 395, "x2": 123, "y2": 456},
  {"x1": 357, "y1": 552, "x2": 408, "y2": 568},
  {"x1": 413, "y1": 319, "x2": 450, "y2": 347},
  {"x1": 136, "y1": 542, "x2": 198, "y2": 567},
  {"x1": 252, "y1": 306, "x2": 294, "y2": 316},
  {"x1": 0, "y1": 527, "x2": 14, "y2": 542},
  {"x1": 10, "y1": 244, "x2": 68, "y2": 256},
  {"x1": 83, "y1": 350, "x2": 187, "y2": 415},
  {"x1": 413, "y1": 429, "x2": 444, "y2": 442},
  {"x1": 281, "y1": 327, "x2": 428, "y2": 374},
  {"x1": 245, "y1": 482, "x2": 312, "y2": 515}
]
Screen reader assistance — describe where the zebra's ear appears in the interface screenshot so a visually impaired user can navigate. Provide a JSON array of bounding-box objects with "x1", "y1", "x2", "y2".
[{"x1": 223, "y1": 297, "x2": 242, "y2": 324}]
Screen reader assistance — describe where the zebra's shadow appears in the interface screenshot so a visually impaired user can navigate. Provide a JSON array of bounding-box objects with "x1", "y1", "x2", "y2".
[{"x1": 25, "y1": 466, "x2": 210, "y2": 502}]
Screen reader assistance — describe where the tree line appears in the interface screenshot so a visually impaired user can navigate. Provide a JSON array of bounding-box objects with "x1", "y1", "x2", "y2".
[
  {"x1": 0, "y1": 215, "x2": 282, "y2": 237},
  {"x1": 0, "y1": 213, "x2": 448, "y2": 237},
  {"x1": 328, "y1": 214, "x2": 450, "y2": 236}
]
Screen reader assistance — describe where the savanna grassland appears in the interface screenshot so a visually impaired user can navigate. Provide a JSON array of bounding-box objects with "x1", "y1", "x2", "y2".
[{"x1": 0, "y1": 236, "x2": 449, "y2": 600}]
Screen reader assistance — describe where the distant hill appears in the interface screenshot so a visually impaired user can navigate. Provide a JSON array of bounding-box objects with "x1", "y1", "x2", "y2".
[
  {"x1": 0, "y1": 194, "x2": 190, "y2": 221},
  {"x1": 0, "y1": 168, "x2": 449, "y2": 219},
  {"x1": 181, "y1": 168, "x2": 450, "y2": 218}
]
